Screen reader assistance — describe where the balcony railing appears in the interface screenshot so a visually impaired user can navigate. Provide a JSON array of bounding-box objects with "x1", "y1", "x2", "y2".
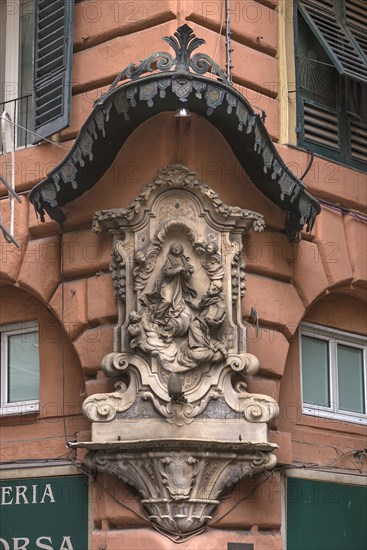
[{"x1": 0, "y1": 94, "x2": 33, "y2": 153}]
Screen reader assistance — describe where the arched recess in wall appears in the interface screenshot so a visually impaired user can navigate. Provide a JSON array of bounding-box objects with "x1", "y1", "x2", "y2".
[
  {"x1": 278, "y1": 289, "x2": 367, "y2": 435},
  {"x1": 62, "y1": 112, "x2": 289, "y2": 231},
  {"x1": 0, "y1": 284, "x2": 85, "y2": 425}
]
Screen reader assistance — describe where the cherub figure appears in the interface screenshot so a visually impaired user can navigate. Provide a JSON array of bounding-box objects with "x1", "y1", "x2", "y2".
[
  {"x1": 194, "y1": 241, "x2": 224, "y2": 281},
  {"x1": 132, "y1": 244, "x2": 161, "y2": 291}
]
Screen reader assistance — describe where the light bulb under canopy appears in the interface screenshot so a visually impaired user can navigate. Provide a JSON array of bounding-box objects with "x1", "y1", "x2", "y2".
[{"x1": 175, "y1": 106, "x2": 191, "y2": 118}]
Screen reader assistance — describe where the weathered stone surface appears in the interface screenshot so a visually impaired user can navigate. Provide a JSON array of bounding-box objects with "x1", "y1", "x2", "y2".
[
  {"x1": 74, "y1": 324, "x2": 114, "y2": 374},
  {"x1": 210, "y1": 471, "x2": 282, "y2": 529},
  {"x1": 270, "y1": 430, "x2": 293, "y2": 465},
  {"x1": 292, "y1": 240, "x2": 329, "y2": 307},
  {"x1": 28, "y1": 201, "x2": 60, "y2": 238},
  {"x1": 87, "y1": 273, "x2": 117, "y2": 323},
  {"x1": 0, "y1": 197, "x2": 29, "y2": 282},
  {"x1": 314, "y1": 207, "x2": 353, "y2": 288},
  {"x1": 243, "y1": 274, "x2": 305, "y2": 337},
  {"x1": 49, "y1": 279, "x2": 88, "y2": 339},
  {"x1": 245, "y1": 230, "x2": 293, "y2": 280},
  {"x1": 344, "y1": 215, "x2": 367, "y2": 286},
  {"x1": 188, "y1": 0, "x2": 278, "y2": 55},
  {"x1": 62, "y1": 230, "x2": 112, "y2": 277},
  {"x1": 103, "y1": 528, "x2": 283, "y2": 549},
  {"x1": 246, "y1": 377, "x2": 280, "y2": 403},
  {"x1": 74, "y1": 0, "x2": 177, "y2": 49},
  {"x1": 247, "y1": 327, "x2": 289, "y2": 378},
  {"x1": 73, "y1": 22, "x2": 175, "y2": 91},
  {"x1": 275, "y1": 144, "x2": 367, "y2": 212},
  {"x1": 92, "y1": 473, "x2": 149, "y2": 529},
  {"x1": 85, "y1": 377, "x2": 114, "y2": 397},
  {"x1": 18, "y1": 236, "x2": 61, "y2": 302},
  {"x1": 304, "y1": 294, "x2": 367, "y2": 335}
]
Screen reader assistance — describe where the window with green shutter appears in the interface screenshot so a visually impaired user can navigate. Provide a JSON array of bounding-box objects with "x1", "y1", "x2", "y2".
[
  {"x1": 32, "y1": 0, "x2": 74, "y2": 144},
  {"x1": 0, "y1": 0, "x2": 74, "y2": 149},
  {"x1": 296, "y1": 0, "x2": 367, "y2": 171}
]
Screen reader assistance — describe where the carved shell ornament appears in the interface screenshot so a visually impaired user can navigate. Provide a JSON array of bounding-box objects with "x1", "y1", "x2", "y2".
[{"x1": 77, "y1": 171, "x2": 279, "y2": 538}]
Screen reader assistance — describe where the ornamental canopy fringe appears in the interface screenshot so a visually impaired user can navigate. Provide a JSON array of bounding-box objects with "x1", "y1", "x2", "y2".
[{"x1": 29, "y1": 24, "x2": 320, "y2": 240}]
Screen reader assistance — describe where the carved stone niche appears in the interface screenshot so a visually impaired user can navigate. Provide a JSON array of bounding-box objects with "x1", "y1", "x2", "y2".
[{"x1": 75, "y1": 165, "x2": 279, "y2": 539}]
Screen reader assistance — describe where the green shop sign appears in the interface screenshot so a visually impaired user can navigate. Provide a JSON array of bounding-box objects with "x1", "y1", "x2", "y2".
[{"x1": 0, "y1": 475, "x2": 88, "y2": 550}]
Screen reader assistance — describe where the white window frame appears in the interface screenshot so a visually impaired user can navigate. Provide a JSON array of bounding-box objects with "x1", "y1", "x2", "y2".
[
  {"x1": 300, "y1": 322, "x2": 367, "y2": 425},
  {"x1": 0, "y1": 320, "x2": 39, "y2": 416},
  {"x1": 0, "y1": 0, "x2": 34, "y2": 151}
]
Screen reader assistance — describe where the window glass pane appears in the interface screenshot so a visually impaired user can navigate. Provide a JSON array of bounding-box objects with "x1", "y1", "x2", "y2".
[
  {"x1": 338, "y1": 344, "x2": 365, "y2": 414},
  {"x1": 302, "y1": 335, "x2": 330, "y2": 407},
  {"x1": 8, "y1": 331, "x2": 39, "y2": 402}
]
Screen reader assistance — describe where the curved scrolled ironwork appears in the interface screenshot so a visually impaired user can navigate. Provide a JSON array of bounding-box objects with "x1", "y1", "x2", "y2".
[{"x1": 106, "y1": 24, "x2": 229, "y2": 96}]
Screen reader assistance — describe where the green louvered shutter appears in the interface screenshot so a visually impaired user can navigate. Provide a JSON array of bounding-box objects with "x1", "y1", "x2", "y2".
[
  {"x1": 345, "y1": 0, "x2": 367, "y2": 57},
  {"x1": 299, "y1": 0, "x2": 367, "y2": 83},
  {"x1": 31, "y1": 0, "x2": 74, "y2": 144}
]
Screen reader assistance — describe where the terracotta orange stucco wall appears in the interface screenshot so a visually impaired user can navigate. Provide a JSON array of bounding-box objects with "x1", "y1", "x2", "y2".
[
  {"x1": 1, "y1": 1, "x2": 366, "y2": 549},
  {"x1": 0, "y1": 286, "x2": 88, "y2": 461}
]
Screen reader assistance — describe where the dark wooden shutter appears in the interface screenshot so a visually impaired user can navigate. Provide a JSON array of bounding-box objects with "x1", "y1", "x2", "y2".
[
  {"x1": 299, "y1": 0, "x2": 367, "y2": 83},
  {"x1": 350, "y1": 121, "x2": 367, "y2": 162},
  {"x1": 31, "y1": 0, "x2": 74, "y2": 144},
  {"x1": 297, "y1": 16, "x2": 340, "y2": 153},
  {"x1": 345, "y1": 0, "x2": 367, "y2": 58},
  {"x1": 301, "y1": 0, "x2": 335, "y2": 10},
  {"x1": 303, "y1": 103, "x2": 340, "y2": 150}
]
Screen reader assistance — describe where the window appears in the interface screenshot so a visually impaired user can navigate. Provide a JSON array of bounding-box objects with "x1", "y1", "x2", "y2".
[
  {"x1": 0, "y1": 0, "x2": 74, "y2": 150},
  {"x1": 0, "y1": 321, "x2": 39, "y2": 415},
  {"x1": 295, "y1": 0, "x2": 367, "y2": 171},
  {"x1": 300, "y1": 323, "x2": 367, "y2": 424},
  {"x1": 0, "y1": 0, "x2": 34, "y2": 149}
]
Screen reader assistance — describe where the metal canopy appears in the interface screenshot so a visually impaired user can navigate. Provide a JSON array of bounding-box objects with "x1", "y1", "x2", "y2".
[{"x1": 29, "y1": 25, "x2": 320, "y2": 241}]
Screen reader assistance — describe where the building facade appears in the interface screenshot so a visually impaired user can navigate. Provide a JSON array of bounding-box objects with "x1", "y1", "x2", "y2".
[{"x1": 0, "y1": 1, "x2": 366, "y2": 549}]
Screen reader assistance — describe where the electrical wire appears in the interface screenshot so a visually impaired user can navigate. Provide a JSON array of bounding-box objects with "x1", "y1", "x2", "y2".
[
  {"x1": 210, "y1": 470, "x2": 273, "y2": 525},
  {"x1": 300, "y1": 149, "x2": 315, "y2": 180},
  {"x1": 60, "y1": 227, "x2": 69, "y2": 447},
  {"x1": 0, "y1": 113, "x2": 70, "y2": 151},
  {"x1": 317, "y1": 197, "x2": 367, "y2": 223},
  {"x1": 213, "y1": 0, "x2": 226, "y2": 63},
  {"x1": 69, "y1": 457, "x2": 149, "y2": 523}
]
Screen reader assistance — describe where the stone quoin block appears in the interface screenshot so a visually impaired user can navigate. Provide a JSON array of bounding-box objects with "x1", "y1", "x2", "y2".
[
  {"x1": 243, "y1": 274, "x2": 305, "y2": 338},
  {"x1": 87, "y1": 273, "x2": 118, "y2": 323},
  {"x1": 314, "y1": 207, "x2": 353, "y2": 288},
  {"x1": 49, "y1": 279, "x2": 88, "y2": 339},
  {"x1": 343, "y1": 214, "x2": 367, "y2": 286},
  {"x1": 18, "y1": 235, "x2": 61, "y2": 303},
  {"x1": 74, "y1": 324, "x2": 114, "y2": 375},
  {"x1": 292, "y1": 239, "x2": 329, "y2": 307},
  {"x1": 62, "y1": 229, "x2": 112, "y2": 278},
  {"x1": 247, "y1": 327, "x2": 290, "y2": 378}
]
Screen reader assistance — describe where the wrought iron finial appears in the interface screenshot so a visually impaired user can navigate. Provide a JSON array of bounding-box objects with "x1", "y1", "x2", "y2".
[
  {"x1": 105, "y1": 24, "x2": 229, "y2": 96},
  {"x1": 162, "y1": 24, "x2": 205, "y2": 70}
]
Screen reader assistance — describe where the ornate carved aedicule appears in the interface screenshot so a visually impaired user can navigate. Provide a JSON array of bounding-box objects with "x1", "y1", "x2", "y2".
[{"x1": 76, "y1": 165, "x2": 279, "y2": 538}]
